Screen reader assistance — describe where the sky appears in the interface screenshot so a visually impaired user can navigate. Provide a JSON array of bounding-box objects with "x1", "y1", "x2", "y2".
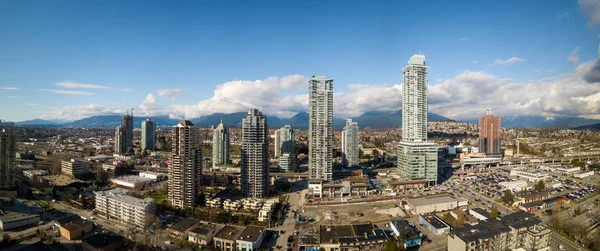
[{"x1": 1, "y1": 0, "x2": 600, "y2": 122}]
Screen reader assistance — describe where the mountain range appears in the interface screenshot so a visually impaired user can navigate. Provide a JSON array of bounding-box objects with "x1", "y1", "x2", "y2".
[{"x1": 6, "y1": 112, "x2": 600, "y2": 129}]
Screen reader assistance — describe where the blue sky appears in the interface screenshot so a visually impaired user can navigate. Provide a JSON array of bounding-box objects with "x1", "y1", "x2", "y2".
[{"x1": 1, "y1": 0, "x2": 600, "y2": 121}]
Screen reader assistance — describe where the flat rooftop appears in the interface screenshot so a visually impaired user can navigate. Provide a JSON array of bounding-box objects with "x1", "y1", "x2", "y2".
[
  {"x1": 422, "y1": 215, "x2": 449, "y2": 229},
  {"x1": 82, "y1": 234, "x2": 124, "y2": 249},
  {"x1": 408, "y1": 194, "x2": 457, "y2": 206},
  {"x1": 237, "y1": 225, "x2": 266, "y2": 242},
  {"x1": 214, "y1": 225, "x2": 245, "y2": 241},
  {"x1": 168, "y1": 218, "x2": 199, "y2": 233},
  {"x1": 94, "y1": 189, "x2": 154, "y2": 208}
]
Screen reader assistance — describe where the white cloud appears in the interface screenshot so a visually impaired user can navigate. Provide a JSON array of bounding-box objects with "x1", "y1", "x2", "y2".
[
  {"x1": 472, "y1": 61, "x2": 479, "y2": 64},
  {"x1": 55, "y1": 81, "x2": 111, "y2": 89},
  {"x1": 40, "y1": 104, "x2": 126, "y2": 120},
  {"x1": 557, "y1": 12, "x2": 570, "y2": 20},
  {"x1": 38, "y1": 89, "x2": 95, "y2": 96},
  {"x1": 578, "y1": 0, "x2": 600, "y2": 26},
  {"x1": 155, "y1": 88, "x2": 182, "y2": 100},
  {"x1": 7, "y1": 96, "x2": 21, "y2": 99},
  {"x1": 28, "y1": 104, "x2": 39, "y2": 106},
  {"x1": 458, "y1": 37, "x2": 468, "y2": 42},
  {"x1": 347, "y1": 84, "x2": 371, "y2": 90},
  {"x1": 122, "y1": 88, "x2": 132, "y2": 92},
  {"x1": 0, "y1": 87, "x2": 18, "y2": 90},
  {"x1": 493, "y1": 57, "x2": 525, "y2": 65},
  {"x1": 568, "y1": 47, "x2": 580, "y2": 64}
]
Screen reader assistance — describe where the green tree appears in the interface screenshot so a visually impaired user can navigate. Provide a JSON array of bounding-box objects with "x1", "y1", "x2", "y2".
[
  {"x1": 384, "y1": 238, "x2": 399, "y2": 251},
  {"x1": 199, "y1": 191, "x2": 206, "y2": 207},
  {"x1": 96, "y1": 166, "x2": 108, "y2": 184},
  {"x1": 490, "y1": 205, "x2": 499, "y2": 219},
  {"x1": 502, "y1": 190, "x2": 515, "y2": 205},
  {"x1": 534, "y1": 180, "x2": 546, "y2": 192}
]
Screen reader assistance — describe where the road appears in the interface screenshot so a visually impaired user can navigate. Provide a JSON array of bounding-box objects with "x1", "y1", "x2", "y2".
[
  {"x1": 273, "y1": 181, "x2": 305, "y2": 250},
  {"x1": 551, "y1": 232, "x2": 586, "y2": 251}
]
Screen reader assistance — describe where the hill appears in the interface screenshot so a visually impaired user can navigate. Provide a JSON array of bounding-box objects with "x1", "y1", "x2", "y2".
[{"x1": 350, "y1": 110, "x2": 451, "y2": 129}]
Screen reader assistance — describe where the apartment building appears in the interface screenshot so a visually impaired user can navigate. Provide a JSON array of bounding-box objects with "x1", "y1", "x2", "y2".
[
  {"x1": 241, "y1": 109, "x2": 269, "y2": 198},
  {"x1": 169, "y1": 120, "x2": 203, "y2": 208},
  {"x1": 94, "y1": 189, "x2": 156, "y2": 228},
  {"x1": 61, "y1": 159, "x2": 91, "y2": 178},
  {"x1": 0, "y1": 129, "x2": 16, "y2": 189},
  {"x1": 308, "y1": 76, "x2": 334, "y2": 181},
  {"x1": 341, "y1": 119, "x2": 359, "y2": 168}
]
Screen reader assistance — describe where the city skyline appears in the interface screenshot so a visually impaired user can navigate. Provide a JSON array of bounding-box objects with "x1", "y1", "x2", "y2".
[{"x1": 1, "y1": 1, "x2": 600, "y2": 122}]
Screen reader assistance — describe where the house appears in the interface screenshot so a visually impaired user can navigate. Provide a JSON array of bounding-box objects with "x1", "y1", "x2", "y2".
[
  {"x1": 389, "y1": 220, "x2": 422, "y2": 248},
  {"x1": 167, "y1": 218, "x2": 200, "y2": 238},
  {"x1": 188, "y1": 223, "x2": 224, "y2": 246}
]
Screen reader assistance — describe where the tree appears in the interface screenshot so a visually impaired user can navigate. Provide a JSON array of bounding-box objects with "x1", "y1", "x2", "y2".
[
  {"x1": 1, "y1": 233, "x2": 10, "y2": 246},
  {"x1": 384, "y1": 238, "x2": 400, "y2": 251},
  {"x1": 490, "y1": 205, "x2": 499, "y2": 219},
  {"x1": 199, "y1": 191, "x2": 206, "y2": 207},
  {"x1": 62, "y1": 191, "x2": 74, "y2": 203},
  {"x1": 501, "y1": 190, "x2": 515, "y2": 205},
  {"x1": 534, "y1": 180, "x2": 546, "y2": 192},
  {"x1": 96, "y1": 166, "x2": 108, "y2": 184}
]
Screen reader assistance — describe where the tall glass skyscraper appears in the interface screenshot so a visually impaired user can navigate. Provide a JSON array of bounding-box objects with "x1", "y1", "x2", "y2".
[
  {"x1": 241, "y1": 109, "x2": 269, "y2": 198},
  {"x1": 115, "y1": 114, "x2": 133, "y2": 154},
  {"x1": 212, "y1": 121, "x2": 230, "y2": 167},
  {"x1": 397, "y1": 54, "x2": 438, "y2": 185},
  {"x1": 308, "y1": 76, "x2": 333, "y2": 181},
  {"x1": 277, "y1": 125, "x2": 295, "y2": 171},
  {"x1": 141, "y1": 119, "x2": 156, "y2": 151},
  {"x1": 341, "y1": 119, "x2": 359, "y2": 168}
]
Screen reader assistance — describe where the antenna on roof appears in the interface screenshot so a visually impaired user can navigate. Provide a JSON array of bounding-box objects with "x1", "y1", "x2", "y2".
[
  {"x1": 486, "y1": 107, "x2": 493, "y2": 115},
  {"x1": 131, "y1": 108, "x2": 134, "y2": 117}
]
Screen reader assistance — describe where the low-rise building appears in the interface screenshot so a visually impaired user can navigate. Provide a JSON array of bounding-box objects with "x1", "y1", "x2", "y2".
[
  {"x1": 23, "y1": 169, "x2": 48, "y2": 179},
  {"x1": 213, "y1": 225, "x2": 245, "y2": 251},
  {"x1": 61, "y1": 159, "x2": 91, "y2": 178},
  {"x1": 167, "y1": 218, "x2": 200, "y2": 239},
  {"x1": 418, "y1": 215, "x2": 451, "y2": 235},
  {"x1": 94, "y1": 189, "x2": 155, "y2": 228},
  {"x1": 574, "y1": 171, "x2": 594, "y2": 178},
  {"x1": 0, "y1": 212, "x2": 40, "y2": 230},
  {"x1": 514, "y1": 191, "x2": 550, "y2": 206},
  {"x1": 319, "y1": 223, "x2": 391, "y2": 251},
  {"x1": 386, "y1": 180, "x2": 428, "y2": 193},
  {"x1": 207, "y1": 197, "x2": 223, "y2": 209},
  {"x1": 82, "y1": 234, "x2": 125, "y2": 251},
  {"x1": 308, "y1": 180, "x2": 369, "y2": 198},
  {"x1": 236, "y1": 225, "x2": 266, "y2": 251},
  {"x1": 389, "y1": 220, "x2": 422, "y2": 248},
  {"x1": 188, "y1": 223, "x2": 225, "y2": 246},
  {"x1": 510, "y1": 168, "x2": 549, "y2": 182},
  {"x1": 498, "y1": 180, "x2": 529, "y2": 191},
  {"x1": 60, "y1": 219, "x2": 93, "y2": 240},
  {"x1": 109, "y1": 175, "x2": 153, "y2": 189},
  {"x1": 406, "y1": 195, "x2": 463, "y2": 214}
]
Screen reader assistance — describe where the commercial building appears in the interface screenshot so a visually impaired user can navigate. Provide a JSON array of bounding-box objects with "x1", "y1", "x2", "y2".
[
  {"x1": 478, "y1": 109, "x2": 501, "y2": 155},
  {"x1": 406, "y1": 194, "x2": 466, "y2": 215},
  {"x1": 574, "y1": 170, "x2": 594, "y2": 178},
  {"x1": 498, "y1": 180, "x2": 529, "y2": 191},
  {"x1": 539, "y1": 164, "x2": 580, "y2": 175},
  {"x1": 94, "y1": 189, "x2": 156, "y2": 228},
  {"x1": 241, "y1": 109, "x2": 269, "y2": 198},
  {"x1": 61, "y1": 159, "x2": 91, "y2": 178},
  {"x1": 23, "y1": 169, "x2": 48, "y2": 179},
  {"x1": 0, "y1": 129, "x2": 16, "y2": 189},
  {"x1": 109, "y1": 175, "x2": 154, "y2": 189},
  {"x1": 448, "y1": 211, "x2": 551, "y2": 251},
  {"x1": 188, "y1": 223, "x2": 225, "y2": 246},
  {"x1": 0, "y1": 212, "x2": 40, "y2": 230},
  {"x1": 341, "y1": 119, "x2": 359, "y2": 168},
  {"x1": 397, "y1": 55, "x2": 438, "y2": 186},
  {"x1": 308, "y1": 76, "x2": 334, "y2": 181},
  {"x1": 213, "y1": 225, "x2": 245, "y2": 251},
  {"x1": 319, "y1": 223, "x2": 392, "y2": 251},
  {"x1": 278, "y1": 153, "x2": 294, "y2": 171},
  {"x1": 82, "y1": 234, "x2": 125, "y2": 251},
  {"x1": 169, "y1": 120, "x2": 203, "y2": 208},
  {"x1": 60, "y1": 219, "x2": 93, "y2": 240},
  {"x1": 418, "y1": 215, "x2": 451, "y2": 235},
  {"x1": 510, "y1": 168, "x2": 549, "y2": 182},
  {"x1": 141, "y1": 119, "x2": 156, "y2": 151},
  {"x1": 236, "y1": 225, "x2": 267, "y2": 251},
  {"x1": 308, "y1": 180, "x2": 369, "y2": 198},
  {"x1": 212, "y1": 121, "x2": 231, "y2": 167},
  {"x1": 167, "y1": 218, "x2": 200, "y2": 238},
  {"x1": 115, "y1": 114, "x2": 133, "y2": 154}
]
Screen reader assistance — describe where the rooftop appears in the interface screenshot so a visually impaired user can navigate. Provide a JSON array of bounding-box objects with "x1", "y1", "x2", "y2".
[
  {"x1": 168, "y1": 218, "x2": 200, "y2": 233},
  {"x1": 421, "y1": 215, "x2": 450, "y2": 229},
  {"x1": 501, "y1": 211, "x2": 542, "y2": 229},
  {"x1": 82, "y1": 234, "x2": 124, "y2": 248},
  {"x1": 453, "y1": 219, "x2": 511, "y2": 243},
  {"x1": 94, "y1": 189, "x2": 154, "y2": 208},
  {"x1": 408, "y1": 194, "x2": 457, "y2": 206},
  {"x1": 214, "y1": 225, "x2": 245, "y2": 240},
  {"x1": 237, "y1": 225, "x2": 266, "y2": 242}
]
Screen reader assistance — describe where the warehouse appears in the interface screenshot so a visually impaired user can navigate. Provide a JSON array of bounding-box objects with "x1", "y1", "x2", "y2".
[{"x1": 406, "y1": 195, "x2": 464, "y2": 214}]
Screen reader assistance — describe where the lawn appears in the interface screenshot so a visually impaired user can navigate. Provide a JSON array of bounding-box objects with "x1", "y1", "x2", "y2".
[{"x1": 145, "y1": 190, "x2": 168, "y2": 204}]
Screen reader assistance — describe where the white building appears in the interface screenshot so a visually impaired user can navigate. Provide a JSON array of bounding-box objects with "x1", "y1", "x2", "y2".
[
  {"x1": 94, "y1": 189, "x2": 156, "y2": 228},
  {"x1": 277, "y1": 125, "x2": 295, "y2": 171},
  {"x1": 341, "y1": 119, "x2": 359, "y2": 168},
  {"x1": 308, "y1": 76, "x2": 334, "y2": 181},
  {"x1": 510, "y1": 168, "x2": 549, "y2": 182},
  {"x1": 23, "y1": 169, "x2": 48, "y2": 179},
  {"x1": 139, "y1": 171, "x2": 167, "y2": 181},
  {"x1": 397, "y1": 55, "x2": 438, "y2": 185},
  {"x1": 499, "y1": 180, "x2": 529, "y2": 191},
  {"x1": 235, "y1": 225, "x2": 266, "y2": 251},
  {"x1": 278, "y1": 153, "x2": 294, "y2": 171},
  {"x1": 574, "y1": 171, "x2": 594, "y2": 178},
  {"x1": 110, "y1": 175, "x2": 153, "y2": 189},
  {"x1": 61, "y1": 159, "x2": 90, "y2": 177}
]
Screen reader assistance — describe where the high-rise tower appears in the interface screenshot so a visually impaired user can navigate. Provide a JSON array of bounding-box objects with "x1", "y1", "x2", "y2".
[
  {"x1": 168, "y1": 120, "x2": 203, "y2": 208},
  {"x1": 341, "y1": 119, "x2": 359, "y2": 168},
  {"x1": 0, "y1": 129, "x2": 15, "y2": 189},
  {"x1": 308, "y1": 76, "x2": 333, "y2": 181},
  {"x1": 479, "y1": 109, "x2": 501, "y2": 155},
  {"x1": 212, "y1": 121, "x2": 230, "y2": 167},
  {"x1": 115, "y1": 114, "x2": 133, "y2": 154},
  {"x1": 397, "y1": 54, "x2": 438, "y2": 185},
  {"x1": 277, "y1": 125, "x2": 295, "y2": 171},
  {"x1": 141, "y1": 119, "x2": 156, "y2": 151},
  {"x1": 241, "y1": 109, "x2": 269, "y2": 198}
]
